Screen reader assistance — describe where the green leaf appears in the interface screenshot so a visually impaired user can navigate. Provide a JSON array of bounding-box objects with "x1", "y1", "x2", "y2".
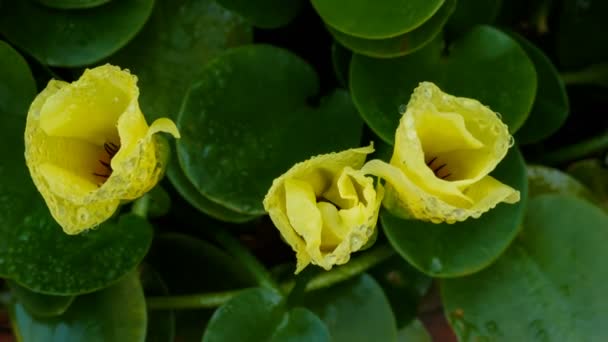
[
  {"x1": 0, "y1": 0, "x2": 154, "y2": 67},
  {"x1": 215, "y1": 0, "x2": 303, "y2": 29},
  {"x1": 147, "y1": 234, "x2": 256, "y2": 341},
  {"x1": 369, "y1": 256, "x2": 432, "y2": 327},
  {"x1": 110, "y1": 0, "x2": 252, "y2": 121},
  {"x1": 9, "y1": 271, "x2": 147, "y2": 342},
  {"x1": 328, "y1": 0, "x2": 455, "y2": 58},
  {"x1": 351, "y1": 25, "x2": 537, "y2": 144},
  {"x1": 397, "y1": 319, "x2": 431, "y2": 342},
  {"x1": 381, "y1": 147, "x2": 528, "y2": 277},
  {"x1": 176, "y1": 45, "x2": 363, "y2": 216},
  {"x1": 557, "y1": 0, "x2": 608, "y2": 68},
  {"x1": 567, "y1": 159, "x2": 608, "y2": 210},
  {"x1": 527, "y1": 164, "x2": 597, "y2": 205},
  {"x1": 7, "y1": 282, "x2": 74, "y2": 318},
  {"x1": 311, "y1": 0, "x2": 444, "y2": 39},
  {"x1": 166, "y1": 142, "x2": 257, "y2": 223},
  {"x1": 35, "y1": 0, "x2": 111, "y2": 9},
  {"x1": 141, "y1": 265, "x2": 175, "y2": 342},
  {"x1": 442, "y1": 195, "x2": 608, "y2": 341},
  {"x1": 305, "y1": 274, "x2": 398, "y2": 342},
  {"x1": 445, "y1": 0, "x2": 502, "y2": 36},
  {"x1": 203, "y1": 288, "x2": 330, "y2": 342},
  {"x1": 331, "y1": 42, "x2": 352, "y2": 88},
  {"x1": 511, "y1": 32, "x2": 569, "y2": 144},
  {"x1": 0, "y1": 42, "x2": 153, "y2": 296}
]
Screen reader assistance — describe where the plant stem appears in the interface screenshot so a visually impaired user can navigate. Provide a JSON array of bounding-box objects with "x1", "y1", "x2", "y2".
[
  {"x1": 146, "y1": 244, "x2": 395, "y2": 310},
  {"x1": 213, "y1": 230, "x2": 280, "y2": 293},
  {"x1": 561, "y1": 63, "x2": 608, "y2": 87},
  {"x1": 540, "y1": 132, "x2": 608, "y2": 165}
]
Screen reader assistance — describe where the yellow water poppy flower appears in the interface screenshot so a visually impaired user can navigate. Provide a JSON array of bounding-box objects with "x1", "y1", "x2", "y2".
[
  {"x1": 25, "y1": 64, "x2": 180, "y2": 235},
  {"x1": 263, "y1": 145, "x2": 383, "y2": 273},
  {"x1": 362, "y1": 82, "x2": 520, "y2": 223}
]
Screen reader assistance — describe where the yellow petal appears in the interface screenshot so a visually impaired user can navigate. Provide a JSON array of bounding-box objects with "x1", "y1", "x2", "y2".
[
  {"x1": 263, "y1": 144, "x2": 383, "y2": 272},
  {"x1": 25, "y1": 64, "x2": 180, "y2": 234}
]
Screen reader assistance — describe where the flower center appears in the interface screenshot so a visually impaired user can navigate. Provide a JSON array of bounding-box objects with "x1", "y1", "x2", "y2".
[
  {"x1": 426, "y1": 156, "x2": 451, "y2": 180},
  {"x1": 93, "y1": 142, "x2": 120, "y2": 184}
]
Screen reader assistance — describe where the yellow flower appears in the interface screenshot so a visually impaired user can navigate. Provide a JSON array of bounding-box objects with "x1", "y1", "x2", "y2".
[
  {"x1": 263, "y1": 145, "x2": 383, "y2": 273},
  {"x1": 25, "y1": 64, "x2": 180, "y2": 235},
  {"x1": 362, "y1": 82, "x2": 520, "y2": 223}
]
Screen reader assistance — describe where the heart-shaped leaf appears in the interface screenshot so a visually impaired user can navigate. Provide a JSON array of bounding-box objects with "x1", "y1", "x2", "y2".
[
  {"x1": 215, "y1": 0, "x2": 303, "y2": 28},
  {"x1": 176, "y1": 45, "x2": 363, "y2": 216},
  {"x1": 203, "y1": 288, "x2": 330, "y2": 342},
  {"x1": 328, "y1": 0, "x2": 455, "y2": 58},
  {"x1": 0, "y1": 0, "x2": 154, "y2": 67},
  {"x1": 110, "y1": 0, "x2": 252, "y2": 121},
  {"x1": 442, "y1": 195, "x2": 608, "y2": 341},
  {"x1": 9, "y1": 271, "x2": 147, "y2": 342},
  {"x1": 381, "y1": 147, "x2": 528, "y2": 277},
  {"x1": 510, "y1": 32, "x2": 569, "y2": 144},
  {"x1": 311, "y1": 0, "x2": 444, "y2": 39},
  {"x1": 305, "y1": 274, "x2": 398, "y2": 342},
  {"x1": 351, "y1": 25, "x2": 537, "y2": 144}
]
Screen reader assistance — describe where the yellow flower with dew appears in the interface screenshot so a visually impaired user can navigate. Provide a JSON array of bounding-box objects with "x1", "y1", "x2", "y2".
[
  {"x1": 263, "y1": 145, "x2": 383, "y2": 273},
  {"x1": 362, "y1": 82, "x2": 520, "y2": 223},
  {"x1": 25, "y1": 64, "x2": 180, "y2": 235}
]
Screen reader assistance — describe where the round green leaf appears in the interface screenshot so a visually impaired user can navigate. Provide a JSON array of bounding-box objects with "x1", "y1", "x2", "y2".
[
  {"x1": 215, "y1": 0, "x2": 303, "y2": 28},
  {"x1": 305, "y1": 274, "x2": 398, "y2": 342},
  {"x1": 311, "y1": 0, "x2": 444, "y2": 39},
  {"x1": 36, "y1": 0, "x2": 111, "y2": 9},
  {"x1": 141, "y1": 265, "x2": 174, "y2": 342},
  {"x1": 557, "y1": 0, "x2": 608, "y2": 68},
  {"x1": 398, "y1": 319, "x2": 431, "y2": 342},
  {"x1": 351, "y1": 25, "x2": 537, "y2": 144},
  {"x1": 511, "y1": 32, "x2": 569, "y2": 144},
  {"x1": 328, "y1": 0, "x2": 455, "y2": 58},
  {"x1": 527, "y1": 165, "x2": 597, "y2": 205},
  {"x1": 8, "y1": 281, "x2": 74, "y2": 318},
  {"x1": 0, "y1": 0, "x2": 154, "y2": 67},
  {"x1": 110, "y1": 0, "x2": 252, "y2": 121},
  {"x1": 9, "y1": 271, "x2": 147, "y2": 342},
  {"x1": 0, "y1": 42, "x2": 154, "y2": 296},
  {"x1": 368, "y1": 256, "x2": 432, "y2": 327},
  {"x1": 442, "y1": 195, "x2": 608, "y2": 341},
  {"x1": 445, "y1": 0, "x2": 502, "y2": 36},
  {"x1": 381, "y1": 147, "x2": 528, "y2": 277},
  {"x1": 167, "y1": 142, "x2": 257, "y2": 223},
  {"x1": 203, "y1": 288, "x2": 330, "y2": 342},
  {"x1": 177, "y1": 45, "x2": 363, "y2": 215},
  {"x1": 567, "y1": 159, "x2": 608, "y2": 210}
]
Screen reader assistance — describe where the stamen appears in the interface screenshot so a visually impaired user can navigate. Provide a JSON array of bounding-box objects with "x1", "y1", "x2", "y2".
[
  {"x1": 427, "y1": 157, "x2": 437, "y2": 166},
  {"x1": 99, "y1": 160, "x2": 112, "y2": 171},
  {"x1": 104, "y1": 142, "x2": 119, "y2": 157},
  {"x1": 93, "y1": 172, "x2": 110, "y2": 178},
  {"x1": 441, "y1": 173, "x2": 451, "y2": 179},
  {"x1": 433, "y1": 164, "x2": 447, "y2": 173}
]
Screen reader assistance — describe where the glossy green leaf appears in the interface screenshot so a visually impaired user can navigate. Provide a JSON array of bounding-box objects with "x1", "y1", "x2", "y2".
[
  {"x1": 351, "y1": 26, "x2": 537, "y2": 144},
  {"x1": 36, "y1": 0, "x2": 111, "y2": 9},
  {"x1": 328, "y1": 0, "x2": 455, "y2": 58},
  {"x1": 215, "y1": 0, "x2": 303, "y2": 28},
  {"x1": 527, "y1": 165, "x2": 597, "y2": 204},
  {"x1": 166, "y1": 142, "x2": 257, "y2": 223},
  {"x1": 442, "y1": 195, "x2": 608, "y2": 341},
  {"x1": 10, "y1": 272, "x2": 147, "y2": 342},
  {"x1": 305, "y1": 274, "x2": 398, "y2": 342},
  {"x1": 8, "y1": 282, "x2": 74, "y2": 318},
  {"x1": 311, "y1": 0, "x2": 444, "y2": 39},
  {"x1": 177, "y1": 45, "x2": 363, "y2": 215},
  {"x1": 381, "y1": 147, "x2": 528, "y2": 277},
  {"x1": 0, "y1": 0, "x2": 154, "y2": 67},
  {"x1": 0, "y1": 42, "x2": 153, "y2": 296},
  {"x1": 511, "y1": 32, "x2": 569, "y2": 144},
  {"x1": 203, "y1": 288, "x2": 330, "y2": 342},
  {"x1": 369, "y1": 256, "x2": 432, "y2": 327},
  {"x1": 147, "y1": 234, "x2": 256, "y2": 341},
  {"x1": 398, "y1": 319, "x2": 431, "y2": 342},
  {"x1": 331, "y1": 42, "x2": 351, "y2": 88},
  {"x1": 141, "y1": 266, "x2": 175, "y2": 342},
  {"x1": 567, "y1": 159, "x2": 608, "y2": 210},
  {"x1": 110, "y1": 0, "x2": 252, "y2": 121},
  {"x1": 445, "y1": 0, "x2": 502, "y2": 36},
  {"x1": 557, "y1": 0, "x2": 608, "y2": 68}
]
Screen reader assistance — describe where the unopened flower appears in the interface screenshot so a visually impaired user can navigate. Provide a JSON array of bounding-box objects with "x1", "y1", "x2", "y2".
[
  {"x1": 363, "y1": 82, "x2": 520, "y2": 223},
  {"x1": 25, "y1": 64, "x2": 179, "y2": 234},
  {"x1": 263, "y1": 145, "x2": 383, "y2": 273}
]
